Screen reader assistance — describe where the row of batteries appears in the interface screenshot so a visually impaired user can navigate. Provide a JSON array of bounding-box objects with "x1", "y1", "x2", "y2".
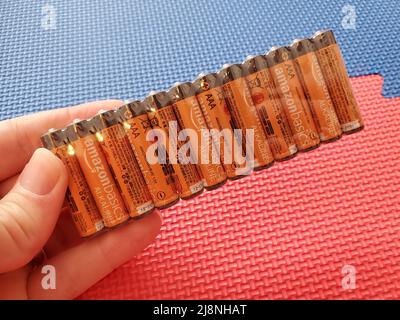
[{"x1": 41, "y1": 30, "x2": 364, "y2": 238}]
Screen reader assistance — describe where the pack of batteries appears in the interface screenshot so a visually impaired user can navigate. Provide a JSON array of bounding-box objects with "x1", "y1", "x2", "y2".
[{"x1": 41, "y1": 30, "x2": 364, "y2": 238}]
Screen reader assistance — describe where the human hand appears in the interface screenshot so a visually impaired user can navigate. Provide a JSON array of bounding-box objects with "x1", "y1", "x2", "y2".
[{"x1": 0, "y1": 100, "x2": 162, "y2": 299}]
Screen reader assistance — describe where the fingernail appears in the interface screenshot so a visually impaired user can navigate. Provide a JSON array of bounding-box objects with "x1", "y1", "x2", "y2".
[{"x1": 20, "y1": 148, "x2": 62, "y2": 195}]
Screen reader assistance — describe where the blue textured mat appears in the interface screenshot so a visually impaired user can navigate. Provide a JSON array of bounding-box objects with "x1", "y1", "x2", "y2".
[{"x1": 0, "y1": 0, "x2": 399, "y2": 121}]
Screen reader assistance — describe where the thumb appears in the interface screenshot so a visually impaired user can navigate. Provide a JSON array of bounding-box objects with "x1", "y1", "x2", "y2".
[{"x1": 0, "y1": 148, "x2": 67, "y2": 273}]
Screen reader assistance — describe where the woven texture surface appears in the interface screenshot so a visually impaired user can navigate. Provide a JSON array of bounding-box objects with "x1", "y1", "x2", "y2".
[
  {"x1": 80, "y1": 75, "x2": 400, "y2": 299},
  {"x1": 1, "y1": 0, "x2": 400, "y2": 123}
]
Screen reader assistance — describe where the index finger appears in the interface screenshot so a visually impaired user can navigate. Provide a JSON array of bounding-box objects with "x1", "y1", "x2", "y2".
[{"x1": 0, "y1": 100, "x2": 124, "y2": 181}]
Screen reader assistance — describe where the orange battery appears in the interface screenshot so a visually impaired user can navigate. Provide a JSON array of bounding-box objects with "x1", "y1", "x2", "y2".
[
  {"x1": 311, "y1": 30, "x2": 363, "y2": 134},
  {"x1": 119, "y1": 101, "x2": 179, "y2": 209},
  {"x1": 218, "y1": 64, "x2": 274, "y2": 170},
  {"x1": 41, "y1": 130, "x2": 104, "y2": 237},
  {"x1": 290, "y1": 39, "x2": 342, "y2": 142},
  {"x1": 266, "y1": 46, "x2": 320, "y2": 152},
  {"x1": 242, "y1": 55, "x2": 298, "y2": 161},
  {"x1": 145, "y1": 91, "x2": 204, "y2": 199},
  {"x1": 92, "y1": 110, "x2": 155, "y2": 218},
  {"x1": 192, "y1": 72, "x2": 251, "y2": 180},
  {"x1": 65, "y1": 119, "x2": 129, "y2": 228},
  {"x1": 168, "y1": 82, "x2": 227, "y2": 190}
]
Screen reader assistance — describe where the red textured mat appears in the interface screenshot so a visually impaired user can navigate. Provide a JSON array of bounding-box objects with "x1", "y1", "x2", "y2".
[{"x1": 80, "y1": 75, "x2": 400, "y2": 299}]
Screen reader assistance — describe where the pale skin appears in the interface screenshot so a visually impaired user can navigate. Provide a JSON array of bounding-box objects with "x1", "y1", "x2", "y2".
[{"x1": 0, "y1": 100, "x2": 162, "y2": 299}]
